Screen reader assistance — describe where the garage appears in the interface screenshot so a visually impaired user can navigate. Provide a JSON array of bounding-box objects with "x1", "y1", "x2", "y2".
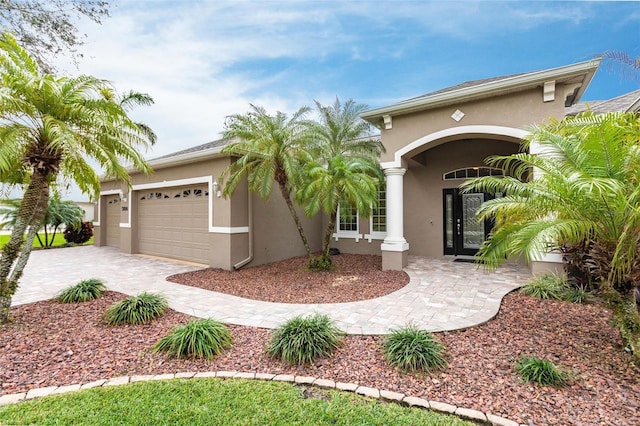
[
  {"x1": 136, "y1": 184, "x2": 210, "y2": 264},
  {"x1": 105, "y1": 194, "x2": 121, "y2": 248}
]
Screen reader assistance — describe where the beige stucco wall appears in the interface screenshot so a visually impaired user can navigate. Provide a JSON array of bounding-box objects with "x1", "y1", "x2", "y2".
[
  {"x1": 251, "y1": 189, "x2": 323, "y2": 266},
  {"x1": 379, "y1": 86, "x2": 568, "y2": 163},
  {"x1": 97, "y1": 155, "x2": 322, "y2": 270}
]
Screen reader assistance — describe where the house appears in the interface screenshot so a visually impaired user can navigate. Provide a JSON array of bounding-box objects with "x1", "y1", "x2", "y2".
[{"x1": 96, "y1": 59, "x2": 635, "y2": 272}]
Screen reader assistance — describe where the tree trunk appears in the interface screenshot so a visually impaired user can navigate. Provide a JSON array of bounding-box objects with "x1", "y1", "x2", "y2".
[
  {"x1": 308, "y1": 213, "x2": 336, "y2": 271},
  {"x1": 0, "y1": 172, "x2": 49, "y2": 324},
  {"x1": 603, "y1": 284, "x2": 640, "y2": 364},
  {"x1": 9, "y1": 223, "x2": 41, "y2": 283},
  {"x1": 278, "y1": 182, "x2": 312, "y2": 257}
]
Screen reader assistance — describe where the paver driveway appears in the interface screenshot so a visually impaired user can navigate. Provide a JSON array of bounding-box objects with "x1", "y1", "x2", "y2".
[{"x1": 12, "y1": 246, "x2": 531, "y2": 334}]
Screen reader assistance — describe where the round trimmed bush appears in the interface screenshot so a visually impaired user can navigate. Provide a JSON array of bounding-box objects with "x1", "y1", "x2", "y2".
[
  {"x1": 104, "y1": 292, "x2": 168, "y2": 325},
  {"x1": 154, "y1": 318, "x2": 232, "y2": 359},
  {"x1": 266, "y1": 313, "x2": 344, "y2": 365},
  {"x1": 383, "y1": 324, "x2": 447, "y2": 372},
  {"x1": 515, "y1": 355, "x2": 569, "y2": 387},
  {"x1": 56, "y1": 278, "x2": 106, "y2": 303}
]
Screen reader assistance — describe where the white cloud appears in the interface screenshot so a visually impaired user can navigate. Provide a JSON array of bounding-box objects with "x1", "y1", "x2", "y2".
[{"x1": 44, "y1": 0, "x2": 636, "y2": 201}]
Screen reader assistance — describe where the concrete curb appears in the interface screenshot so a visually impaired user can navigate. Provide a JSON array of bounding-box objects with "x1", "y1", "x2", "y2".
[{"x1": 0, "y1": 371, "x2": 522, "y2": 426}]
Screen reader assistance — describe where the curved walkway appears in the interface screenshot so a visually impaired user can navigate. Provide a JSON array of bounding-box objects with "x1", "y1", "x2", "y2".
[{"x1": 13, "y1": 246, "x2": 530, "y2": 334}]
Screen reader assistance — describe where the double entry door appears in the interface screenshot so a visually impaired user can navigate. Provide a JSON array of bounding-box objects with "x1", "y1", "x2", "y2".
[{"x1": 443, "y1": 188, "x2": 495, "y2": 256}]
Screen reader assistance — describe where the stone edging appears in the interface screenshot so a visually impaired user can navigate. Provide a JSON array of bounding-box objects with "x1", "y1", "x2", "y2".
[{"x1": 0, "y1": 371, "x2": 522, "y2": 426}]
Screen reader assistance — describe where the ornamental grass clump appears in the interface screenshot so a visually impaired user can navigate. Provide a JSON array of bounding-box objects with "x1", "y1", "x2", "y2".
[
  {"x1": 267, "y1": 314, "x2": 344, "y2": 365},
  {"x1": 383, "y1": 324, "x2": 447, "y2": 372},
  {"x1": 55, "y1": 278, "x2": 106, "y2": 303},
  {"x1": 104, "y1": 292, "x2": 168, "y2": 325},
  {"x1": 519, "y1": 274, "x2": 566, "y2": 300},
  {"x1": 154, "y1": 318, "x2": 232, "y2": 359},
  {"x1": 515, "y1": 356, "x2": 569, "y2": 387}
]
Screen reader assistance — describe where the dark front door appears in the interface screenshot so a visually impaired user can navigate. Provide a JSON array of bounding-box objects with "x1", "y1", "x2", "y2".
[{"x1": 443, "y1": 188, "x2": 494, "y2": 256}]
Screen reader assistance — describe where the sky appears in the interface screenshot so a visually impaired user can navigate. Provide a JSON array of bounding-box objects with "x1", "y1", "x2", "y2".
[{"x1": 52, "y1": 0, "x2": 639, "y2": 200}]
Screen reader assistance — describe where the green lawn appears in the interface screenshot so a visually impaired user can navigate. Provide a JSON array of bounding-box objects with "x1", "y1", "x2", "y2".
[
  {"x1": 0, "y1": 379, "x2": 473, "y2": 425},
  {"x1": 0, "y1": 232, "x2": 93, "y2": 249}
]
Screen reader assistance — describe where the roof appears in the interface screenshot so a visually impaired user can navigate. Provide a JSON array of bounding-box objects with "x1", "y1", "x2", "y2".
[
  {"x1": 143, "y1": 138, "x2": 230, "y2": 171},
  {"x1": 361, "y1": 59, "x2": 602, "y2": 128},
  {"x1": 152, "y1": 138, "x2": 229, "y2": 161},
  {"x1": 565, "y1": 89, "x2": 640, "y2": 116}
]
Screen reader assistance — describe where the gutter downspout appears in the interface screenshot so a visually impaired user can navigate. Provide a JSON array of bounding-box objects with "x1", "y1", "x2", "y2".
[{"x1": 233, "y1": 189, "x2": 253, "y2": 270}]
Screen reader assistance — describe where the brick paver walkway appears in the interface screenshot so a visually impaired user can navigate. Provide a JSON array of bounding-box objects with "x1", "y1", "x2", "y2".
[{"x1": 13, "y1": 246, "x2": 530, "y2": 334}]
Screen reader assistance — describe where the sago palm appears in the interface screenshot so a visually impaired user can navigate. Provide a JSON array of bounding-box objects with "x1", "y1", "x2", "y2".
[
  {"x1": 0, "y1": 32, "x2": 155, "y2": 323},
  {"x1": 462, "y1": 111, "x2": 640, "y2": 360},
  {"x1": 221, "y1": 104, "x2": 314, "y2": 257}
]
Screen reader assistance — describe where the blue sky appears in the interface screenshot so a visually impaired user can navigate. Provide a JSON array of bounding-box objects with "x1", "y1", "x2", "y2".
[{"x1": 55, "y1": 0, "x2": 639, "y2": 199}]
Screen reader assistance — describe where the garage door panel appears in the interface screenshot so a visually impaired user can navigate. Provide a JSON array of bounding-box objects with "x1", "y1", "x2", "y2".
[
  {"x1": 105, "y1": 195, "x2": 121, "y2": 248},
  {"x1": 137, "y1": 184, "x2": 209, "y2": 264}
]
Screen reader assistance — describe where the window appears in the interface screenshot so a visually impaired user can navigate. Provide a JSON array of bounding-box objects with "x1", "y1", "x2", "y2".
[
  {"x1": 333, "y1": 202, "x2": 362, "y2": 241},
  {"x1": 443, "y1": 167, "x2": 504, "y2": 180},
  {"x1": 338, "y1": 203, "x2": 358, "y2": 232},
  {"x1": 366, "y1": 185, "x2": 386, "y2": 242}
]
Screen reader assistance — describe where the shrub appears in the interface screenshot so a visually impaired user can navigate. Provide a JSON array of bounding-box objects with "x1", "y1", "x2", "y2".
[
  {"x1": 266, "y1": 314, "x2": 343, "y2": 365},
  {"x1": 63, "y1": 221, "x2": 94, "y2": 244},
  {"x1": 308, "y1": 255, "x2": 333, "y2": 272},
  {"x1": 56, "y1": 278, "x2": 106, "y2": 303},
  {"x1": 561, "y1": 284, "x2": 595, "y2": 304},
  {"x1": 383, "y1": 324, "x2": 447, "y2": 372},
  {"x1": 154, "y1": 318, "x2": 232, "y2": 359},
  {"x1": 104, "y1": 292, "x2": 168, "y2": 325},
  {"x1": 515, "y1": 356, "x2": 569, "y2": 387},
  {"x1": 519, "y1": 274, "x2": 566, "y2": 300}
]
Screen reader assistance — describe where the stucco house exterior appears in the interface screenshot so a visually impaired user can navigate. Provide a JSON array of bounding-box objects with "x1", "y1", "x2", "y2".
[{"x1": 95, "y1": 59, "x2": 638, "y2": 272}]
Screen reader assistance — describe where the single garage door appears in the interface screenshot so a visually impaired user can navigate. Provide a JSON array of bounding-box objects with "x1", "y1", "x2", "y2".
[
  {"x1": 137, "y1": 184, "x2": 209, "y2": 264},
  {"x1": 105, "y1": 194, "x2": 121, "y2": 248}
]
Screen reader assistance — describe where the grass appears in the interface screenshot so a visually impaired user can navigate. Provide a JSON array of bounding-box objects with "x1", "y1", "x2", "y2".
[
  {"x1": 0, "y1": 232, "x2": 93, "y2": 248},
  {"x1": 383, "y1": 324, "x2": 447, "y2": 372},
  {"x1": 104, "y1": 292, "x2": 168, "y2": 325},
  {"x1": 267, "y1": 314, "x2": 344, "y2": 365},
  {"x1": 154, "y1": 318, "x2": 233, "y2": 359},
  {"x1": 520, "y1": 274, "x2": 594, "y2": 304},
  {"x1": 56, "y1": 278, "x2": 106, "y2": 303},
  {"x1": 515, "y1": 356, "x2": 569, "y2": 387},
  {"x1": 0, "y1": 379, "x2": 474, "y2": 425}
]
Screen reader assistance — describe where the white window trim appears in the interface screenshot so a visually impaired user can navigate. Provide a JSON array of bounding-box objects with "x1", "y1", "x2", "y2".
[
  {"x1": 365, "y1": 186, "x2": 387, "y2": 242},
  {"x1": 94, "y1": 189, "x2": 123, "y2": 227},
  {"x1": 333, "y1": 203, "x2": 362, "y2": 242}
]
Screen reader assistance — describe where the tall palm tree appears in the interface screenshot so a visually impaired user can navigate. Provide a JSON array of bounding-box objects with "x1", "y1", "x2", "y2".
[
  {"x1": 297, "y1": 98, "x2": 384, "y2": 270},
  {"x1": 462, "y1": 111, "x2": 640, "y2": 361},
  {"x1": 0, "y1": 32, "x2": 155, "y2": 323},
  {"x1": 221, "y1": 104, "x2": 314, "y2": 258}
]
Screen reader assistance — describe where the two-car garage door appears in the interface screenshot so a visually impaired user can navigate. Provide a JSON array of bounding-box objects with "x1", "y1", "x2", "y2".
[{"x1": 137, "y1": 185, "x2": 210, "y2": 265}]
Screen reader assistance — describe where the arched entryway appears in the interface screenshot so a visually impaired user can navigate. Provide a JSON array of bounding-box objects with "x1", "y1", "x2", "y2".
[{"x1": 381, "y1": 126, "x2": 526, "y2": 269}]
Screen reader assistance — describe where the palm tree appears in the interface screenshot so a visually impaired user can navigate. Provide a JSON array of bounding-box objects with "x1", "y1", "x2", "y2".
[
  {"x1": 462, "y1": 111, "x2": 640, "y2": 361},
  {"x1": 0, "y1": 196, "x2": 84, "y2": 248},
  {"x1": 221, "y1": 104, "x2": 314, "y2": 258},
  {"x1": 0, "y1": 32, "x2": 155, "y2": 323},
  {"x1": 297, "y1": 98, "x2": 384, "y2": 270}
]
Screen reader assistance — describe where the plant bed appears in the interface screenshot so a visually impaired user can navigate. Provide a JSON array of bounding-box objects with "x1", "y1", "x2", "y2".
[
  {"x1": 1, "y1": 292, "x2": 638, "y2": 425},
  {"x1": 167, "y1": 254, "x2": 409, "y2": 304}
]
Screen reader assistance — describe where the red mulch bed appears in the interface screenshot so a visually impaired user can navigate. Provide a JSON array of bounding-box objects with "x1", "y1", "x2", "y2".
[
  {"x1": 167, "y1": 254, "x2": 410, "y2": 303},
  {"x1": 1, "y1": 265, "x2": 639, "y2": 425}
]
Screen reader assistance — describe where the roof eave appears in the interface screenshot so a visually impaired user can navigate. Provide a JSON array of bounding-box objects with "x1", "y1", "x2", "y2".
[
  {"x1": 100, "y1": 145, "x2": 228, "y2": 183},
  {"x1": 360, "y1": 59, "x2": 602, "y2": 124}
]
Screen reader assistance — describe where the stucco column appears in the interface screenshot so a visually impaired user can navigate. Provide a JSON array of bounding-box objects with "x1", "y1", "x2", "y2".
[{"x1": 381, "y1": 167, "x2": 409, "y2": 270}]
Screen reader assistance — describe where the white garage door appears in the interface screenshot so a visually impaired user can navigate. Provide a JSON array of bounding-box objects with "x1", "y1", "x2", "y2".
[
  {"x1": 105, "y1": 194, "x2": 121, "y2": 248},
  {"x1": 137, "y1": 185, "x2": 210, "y2": 264}
]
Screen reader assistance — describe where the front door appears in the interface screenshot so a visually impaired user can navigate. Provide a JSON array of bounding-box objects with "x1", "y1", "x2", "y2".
[{"x1": 443, "y1": 189, "x2": 494, "y2": 256}]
